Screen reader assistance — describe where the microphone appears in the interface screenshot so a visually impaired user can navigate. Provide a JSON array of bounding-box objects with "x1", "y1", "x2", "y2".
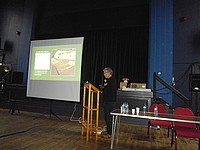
[{"x1": 104, "y1": 79, "x2": 107, "y2": 83}]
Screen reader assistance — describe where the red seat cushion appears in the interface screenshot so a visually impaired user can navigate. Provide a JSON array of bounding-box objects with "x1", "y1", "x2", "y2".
[
  {"x1": 174, "y1": 127, "x2": 200, "y2": 138},
  {"x1": 150, "y1": 120, "x2": 172, "y2": 127}
]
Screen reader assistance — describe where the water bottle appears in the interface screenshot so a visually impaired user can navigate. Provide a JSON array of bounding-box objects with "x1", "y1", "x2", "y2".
[
  {"x1": 124, "y1": 102, "x2": 129, "y2": 114},
  {"x1": 154, "y1": 105, "x2": 158, "y2": 116},
  {"x1": 143, "y1": 103, "x2": 147, "y2": 113}
]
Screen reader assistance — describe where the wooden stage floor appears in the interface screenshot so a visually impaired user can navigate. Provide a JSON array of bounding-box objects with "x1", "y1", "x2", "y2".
[{"x1": 0, "y1": 108, "x2": 198, "y2": 150}]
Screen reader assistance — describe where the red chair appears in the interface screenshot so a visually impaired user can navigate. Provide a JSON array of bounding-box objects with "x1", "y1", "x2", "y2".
[
  {"x1": 172, "y1": 107, "x2": 200, "y2": 150},
  {"x1": 148, "y1": 104, "x2": 173, "y2": 137}
]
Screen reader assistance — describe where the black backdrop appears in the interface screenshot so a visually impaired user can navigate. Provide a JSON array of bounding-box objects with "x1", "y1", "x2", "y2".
[
  {"x1": 32, "y1": 0, "x2": 149, "y2": 89},
  {"x1": 81, "y1": 27, "x2": 149, "y2": 88}
]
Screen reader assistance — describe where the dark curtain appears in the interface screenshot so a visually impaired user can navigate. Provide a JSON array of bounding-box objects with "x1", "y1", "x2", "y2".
[{"x1": 81, "y1": 26, "x2": 148, "y2": 88}]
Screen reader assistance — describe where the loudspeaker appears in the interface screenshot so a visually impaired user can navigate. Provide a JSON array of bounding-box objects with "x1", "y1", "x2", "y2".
[
  {"x1": 189, "y1": 74, "x2": 200, "y2": 91},
  {"x1": 12, "y1": 72, "x2": 23, "y2": 84}
]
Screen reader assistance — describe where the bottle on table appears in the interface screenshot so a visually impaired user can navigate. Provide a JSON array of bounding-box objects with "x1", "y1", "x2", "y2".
[
  {"x1": 154, "y1": 105, "x2": 158, "y2": 116},
  {"x1": 124, "y1": 102, "x2": 129, "y2": 114},
  {"x1": 143, "y1": 103, "x2": 147, "y2": 113}
]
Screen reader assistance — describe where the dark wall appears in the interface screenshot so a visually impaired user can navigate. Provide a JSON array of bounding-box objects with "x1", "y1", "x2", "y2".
[
  {"x1": 3, "y1": 0, "x2": 200, "y2": 115},
  {"x1": 0, "y1": 0, "x2": 25, "y2": 71},
  {"x1": 173, "y1": 0, "x2": 200, "y2": 110},
  {"x1": 0, "y1": 0, "x2": 150, "y2": 117},
  {"x1": 3, "y1": 0, "x2": 200, "y2": 114}
]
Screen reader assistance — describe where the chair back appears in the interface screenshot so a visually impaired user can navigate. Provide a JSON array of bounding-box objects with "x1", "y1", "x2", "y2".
[
  {"x1": 174, "y1": 107, "x2": 196, "y2": 128},
  {"x1": 150, "y1": 104, "x2": 166, "y2": 113}
]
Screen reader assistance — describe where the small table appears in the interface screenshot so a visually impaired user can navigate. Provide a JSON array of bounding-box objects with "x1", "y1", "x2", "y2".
[{"x1": 110, "y1": 109, "x2": 200, "y2": 149}]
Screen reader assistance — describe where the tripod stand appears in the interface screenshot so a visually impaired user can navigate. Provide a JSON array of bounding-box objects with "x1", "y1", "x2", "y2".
[{"x1": 49, "y1": 100, "x2": 62, "y2": 121}]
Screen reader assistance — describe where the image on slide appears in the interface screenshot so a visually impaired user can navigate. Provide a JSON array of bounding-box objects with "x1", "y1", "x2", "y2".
[{"x1": 51, "y1": 48, "x2": 76, "y2": 76}]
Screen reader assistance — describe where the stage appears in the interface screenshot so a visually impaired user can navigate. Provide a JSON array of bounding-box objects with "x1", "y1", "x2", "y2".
[{"x1": 0, "y1": 108, "x2": 198, "y2": 150}]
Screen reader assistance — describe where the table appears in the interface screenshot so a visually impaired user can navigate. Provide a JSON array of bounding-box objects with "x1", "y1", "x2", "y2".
[{"x1": 110, "y1": 109, "x2": 200, "y2": 149}]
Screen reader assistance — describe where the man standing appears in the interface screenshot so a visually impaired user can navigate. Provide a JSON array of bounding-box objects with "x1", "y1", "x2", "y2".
[{"x1": 102, "y1": 67, "x2": 117, "y2": 138}]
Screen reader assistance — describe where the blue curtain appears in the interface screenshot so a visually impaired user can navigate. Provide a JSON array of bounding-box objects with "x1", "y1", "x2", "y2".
[{"x1": 148, "y1": 0, "x2": 173, "y2": 105}]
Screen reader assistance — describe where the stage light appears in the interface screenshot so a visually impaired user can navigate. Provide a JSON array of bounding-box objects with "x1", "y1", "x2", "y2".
[
  {"x1": 2, "y1": 64, "x2": 12, "y2": 73},
  {"x1": 4, "y1": 67, "x2": 9, "y2": 72},
  {"x1": 16, "y1": 31, "x2": 21, "y2": 35},
  {"x1": 180, "y1": 16, "x2": 187, "y2": 22}
]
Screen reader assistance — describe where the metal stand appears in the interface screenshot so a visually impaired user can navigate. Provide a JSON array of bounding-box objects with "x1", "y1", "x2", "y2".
[
  {"x1": 7, "y1": 88, "x2": 20, "y2": 114},
  {"x1": 8, "y1": 99, "x2": 20, "y2": 114},
  {"x1": 194, "y1": 90, "x2": 199, "y2": 116},
  {"x1": 49, "y1": 100, "x2": 62, "y2": 121}
]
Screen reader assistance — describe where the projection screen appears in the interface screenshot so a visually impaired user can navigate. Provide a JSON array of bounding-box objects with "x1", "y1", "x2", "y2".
[{"x1": 27, "y1": 37, "x2": 84, "y2": 102}]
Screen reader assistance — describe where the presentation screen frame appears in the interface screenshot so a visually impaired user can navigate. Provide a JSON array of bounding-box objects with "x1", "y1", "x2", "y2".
[{"x1": 27, "y1": 37, "x2": 84, "y2": 102}]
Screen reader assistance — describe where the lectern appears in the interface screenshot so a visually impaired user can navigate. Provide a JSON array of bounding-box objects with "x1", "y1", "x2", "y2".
[{"x1": 81, "y1": 82, "x2": 102, "y2": 141}]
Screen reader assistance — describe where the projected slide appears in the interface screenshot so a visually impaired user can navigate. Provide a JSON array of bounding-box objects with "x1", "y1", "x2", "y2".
[
  {"x1": 27, "y1": 37, "x2": 84, "y2": 102},
  {"x1": 30, "y1": 45, "x2": 82, "y2": 81},
  {"x1": 51, "y1": 49, "x2": 75, "y2": 76}
]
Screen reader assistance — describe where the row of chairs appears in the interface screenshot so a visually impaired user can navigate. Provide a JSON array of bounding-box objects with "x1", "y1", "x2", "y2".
[{"x1": 148, "y1": 104, "x2": 200, "y2": 150}]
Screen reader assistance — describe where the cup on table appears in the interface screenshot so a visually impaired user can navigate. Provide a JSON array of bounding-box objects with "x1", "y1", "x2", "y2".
[
  {"x1": 136, "y1": 107, "x2": 140, "y2": 114},
  {"x1": 132, "y1": 109, "x2": 135, "y2": 115}
]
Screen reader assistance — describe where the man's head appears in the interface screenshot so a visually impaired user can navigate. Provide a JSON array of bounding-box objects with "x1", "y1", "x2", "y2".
[{"x1": 103, "y1": 67, "x2": 113, "y2": 79}]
